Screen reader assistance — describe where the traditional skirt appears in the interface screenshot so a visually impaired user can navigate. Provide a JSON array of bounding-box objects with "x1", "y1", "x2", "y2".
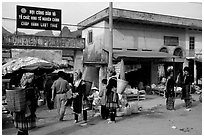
[
  {"x1": 13, "y1": 112, "x2": 28, "y2": 131},
  {"x1": 13, "y1": 112, "x2": 36, "y2": 130},
  {"x1": 27, "y1": 114, "x2": 36, "y2": 129},
  {"x1": 166, "y1": 97, "x2": 175, "y2": 110},
  {"x1": 106, "y1": 102, "x2": 118, "y2": 111}
]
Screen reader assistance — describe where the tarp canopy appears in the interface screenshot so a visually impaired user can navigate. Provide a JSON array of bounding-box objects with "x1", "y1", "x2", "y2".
[
  {"x1": 2, "y1": 57, "x2": 59, "y2": 76},
  {"x1": 113, "y1": 50, "x2": 177, "y2": 59},
  {"x1": 186, "y1": 56, "x2": 202, "y2": 62}
]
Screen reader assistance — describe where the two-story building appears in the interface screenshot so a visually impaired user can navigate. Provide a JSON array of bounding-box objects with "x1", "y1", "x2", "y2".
[{"x1": 78, "y1": 7, "x2": 202, "y2": 90}]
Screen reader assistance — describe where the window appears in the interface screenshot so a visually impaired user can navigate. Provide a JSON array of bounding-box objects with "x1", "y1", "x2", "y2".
[
  {"x1": 164, "y1": 36, "x2": 179, "y2": 46},
  {"x1": 87, "y1": 30, "x2": 93, "y2": 44},
  {"x1": 159, "y1": 47, "x2": 168, "y2": 53},
  {"x1": 189, "y1": 37, "x2": 195, "y2": 50},
  {"x1": 173, "y1": 48, "x2": 183, "y2": 57}
]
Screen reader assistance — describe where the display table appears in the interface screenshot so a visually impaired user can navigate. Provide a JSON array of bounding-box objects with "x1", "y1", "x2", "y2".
[
  {"x1": 152, "y1": 88, "x2": 165, "y2": 97},
  {"x1": 126, "y1": 90, "x2": 146, "y2": 101}
]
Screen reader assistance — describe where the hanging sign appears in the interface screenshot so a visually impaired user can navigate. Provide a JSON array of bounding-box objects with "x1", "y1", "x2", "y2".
[{"x1": 16, "y1": 5, "x2": 61, "y2": 30}]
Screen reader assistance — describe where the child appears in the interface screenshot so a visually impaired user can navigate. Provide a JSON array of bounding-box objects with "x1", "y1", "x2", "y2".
[
  {"x1": 106, "y1": 78, "x2": 119, "y2": 124},
  {"x1": 99, "y1": 79, "x2": 108, "y2": 119},
  {"x1": 88, "y1": 87, "x2": 100, "y2": 113}
]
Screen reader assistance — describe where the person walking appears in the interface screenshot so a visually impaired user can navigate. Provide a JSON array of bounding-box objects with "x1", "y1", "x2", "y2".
[
  {"x1": 51, "y1": 71, "x2": 71, "y2": 121},
  {"x1": 165, "y1": 67, "x2": 175, "y2": 110},
  {"x1": 44, "y1": 74, "x2": 54, "y2": 110},
  {"x1": 181, "y1": 66, "x2": 193, "y2": 111},
  {"x1": 99, "y1": 79, "x2": 108, "y2": 119},
  {"x1": 106, "y1": 78, "x2": 119, "y2": 124},
  {"x1": 72, "y1": 70, "x2": 88, "y2": 125}
]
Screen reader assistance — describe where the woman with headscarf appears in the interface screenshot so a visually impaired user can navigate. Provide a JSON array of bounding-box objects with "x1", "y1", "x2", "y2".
[
  {"x1": 72, "y1": 70, "x2": 88, "y2": 125},
  {"x1": 106, "y1": 78, "x2": 119, "y2": 124},
  {"x1": 11, "y1": 73, "x2": 39, "y2": 135},
  {"x1": 181, "y1": 66, "x2": 193, "y2": 111},
  {"x1": 165, "y1": 67, "x2": 175, "y2": 110},
  {"x1": 24, "y1": 75, "x2": 39, "y2": 129}
]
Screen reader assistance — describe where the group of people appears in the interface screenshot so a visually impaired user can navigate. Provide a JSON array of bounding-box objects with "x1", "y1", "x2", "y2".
[
  {"x1": 8, "y1": 67, "x2": 120, "y2": 135},
  {"x1": 8, "y1": 65, "x2": 194, "y2": 135},
  {"x1": 50, "y1": 67, "x2": 120, "y2": 125},
  {"x1": 165, "y1": 66, "x2": 193, "y2": 111}
]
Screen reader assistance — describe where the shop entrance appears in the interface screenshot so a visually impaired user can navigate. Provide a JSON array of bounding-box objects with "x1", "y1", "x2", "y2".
[{"x1": 125, "y1": 62, "x2": 151, "y2": 88}]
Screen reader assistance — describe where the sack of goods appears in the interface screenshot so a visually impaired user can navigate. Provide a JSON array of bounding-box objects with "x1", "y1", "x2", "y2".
[
  {"x1": 123, "y1": 104, "x2": 133, "y2": 116},
  {"x1": 128, "y1": 101, "x2": 141, "y2": 114},
  {"x1": 6, "y1": 87, "x2": 26, "y2": 112}
]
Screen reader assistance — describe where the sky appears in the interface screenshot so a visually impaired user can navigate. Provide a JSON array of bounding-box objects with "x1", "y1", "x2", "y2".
[{"x1": 1, "y1": 1, "x2": 202, "y2": 34}]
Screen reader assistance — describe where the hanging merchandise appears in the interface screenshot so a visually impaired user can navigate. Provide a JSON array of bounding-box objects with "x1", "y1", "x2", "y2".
[
  {"x1": 117, "y1": 59, "x2": 128, "y2": 94},
  {"x1": 158, "y1": 64, "x2": 165, "y2": 78}
]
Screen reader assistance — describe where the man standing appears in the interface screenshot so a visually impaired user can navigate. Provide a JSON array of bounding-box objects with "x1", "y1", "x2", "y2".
[{"x1": 51, "y1": 71, "x2": 71, "y2": 121}]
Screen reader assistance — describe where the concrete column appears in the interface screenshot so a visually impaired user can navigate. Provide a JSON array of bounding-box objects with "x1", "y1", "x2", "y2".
[
  {"x1": 151, "y1": 62, "x2": 158, "y2": 85},
  {"x1": 194, "y1": 60, "x2": 197, "y2": 84},
  {"x1": 73, "y1": 50, "x2": 83, "y2": 73}
]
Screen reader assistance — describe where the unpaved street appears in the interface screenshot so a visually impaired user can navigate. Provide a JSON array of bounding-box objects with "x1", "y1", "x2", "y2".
[
  {"x1": 2, "y1": 95, "x2": 202, "y2": 135},
  {"x1": 45, "y1": 101, "x2": 202, "y2": 135}
]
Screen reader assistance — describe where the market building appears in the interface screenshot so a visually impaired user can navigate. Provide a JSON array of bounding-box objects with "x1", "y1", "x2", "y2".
[
  {"x1": 2, "y1": 34, "x2": 85, "y2": 73},
  {"x1": 78, "y1": 7, "x2": 202, "y2": 91},
  {"x1": 2, "y1": 33, "x2": 85, "y2": 97}
]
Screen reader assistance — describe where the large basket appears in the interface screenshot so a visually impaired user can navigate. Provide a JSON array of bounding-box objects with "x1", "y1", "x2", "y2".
[
  {"x1": 6, "y1": 88, "x2": 26, "y2": 112},
  {"x1": 117, "y1": 79, "x2": 128, "y2": 94}
]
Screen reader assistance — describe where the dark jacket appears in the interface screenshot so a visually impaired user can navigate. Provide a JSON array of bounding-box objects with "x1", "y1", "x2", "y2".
[
  {"x1": 73, "y1": 80, "x2": 87, "y2": 114},
  {"x1": 166, "y1": 77, "x2": 175, "y2": 98},
  {"x1": 181, "y1": 75, "x2": 193, "y2": 100}
]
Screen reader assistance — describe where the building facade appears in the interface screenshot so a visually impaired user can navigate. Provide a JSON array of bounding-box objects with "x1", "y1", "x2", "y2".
[{"x1": 78, "y1": 8, "x2": 202, "y2": 89}]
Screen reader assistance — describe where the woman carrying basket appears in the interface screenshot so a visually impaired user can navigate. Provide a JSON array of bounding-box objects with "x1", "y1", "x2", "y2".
[
  {"x1": 9, "y1": 73, "x2": 39, "y2": 135},
  {"x1": 106, "y1": 77, "x2": 119, "y2": 124}
]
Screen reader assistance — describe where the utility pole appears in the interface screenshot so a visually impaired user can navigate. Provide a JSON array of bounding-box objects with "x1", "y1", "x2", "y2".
[{"x1": 108, "y1": 2, "x2": 113, "y2": 68}]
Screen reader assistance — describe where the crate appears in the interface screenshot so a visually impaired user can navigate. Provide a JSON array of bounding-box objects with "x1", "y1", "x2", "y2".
[{"x1": 6, "y1": 88, "x2": 26, "y2": 112}]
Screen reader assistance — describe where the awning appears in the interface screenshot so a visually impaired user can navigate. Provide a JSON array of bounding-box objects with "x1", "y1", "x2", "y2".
[
  {"x1": 186, "y1": 57, "x2": 202, "y2": 62},
  {"x1": 113, "y1": 50, "x2": 177, "y2": 59}
]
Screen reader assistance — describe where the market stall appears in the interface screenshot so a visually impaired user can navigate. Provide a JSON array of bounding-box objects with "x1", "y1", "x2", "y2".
[
  {"x1": 2, "y1": 56, "x2": 59, "y2": 113},
  {"x1": 115, "y1": 60, "x2": 145, "y2": 116}
]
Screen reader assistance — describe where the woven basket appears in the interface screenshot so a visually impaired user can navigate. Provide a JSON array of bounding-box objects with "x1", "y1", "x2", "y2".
[
  {"x1": 6, "y1": 88, "x2": 26, "y2": 112},
  {"x1": 117, "y1": 79, "x2": 128, "y2": 94}
]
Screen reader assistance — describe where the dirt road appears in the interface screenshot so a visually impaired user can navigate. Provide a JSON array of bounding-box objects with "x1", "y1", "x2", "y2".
[
  {"x1": 45, "y1": 101, "x2": 202, "y2": 135},
  {"x1": 2, "y1": 95, "x2": 202, "y2": 135}
]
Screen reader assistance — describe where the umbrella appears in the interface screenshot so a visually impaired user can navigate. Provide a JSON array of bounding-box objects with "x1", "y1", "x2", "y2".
[{"x1": 2, "y1": 57, "x2": 59, "y2": 76}]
